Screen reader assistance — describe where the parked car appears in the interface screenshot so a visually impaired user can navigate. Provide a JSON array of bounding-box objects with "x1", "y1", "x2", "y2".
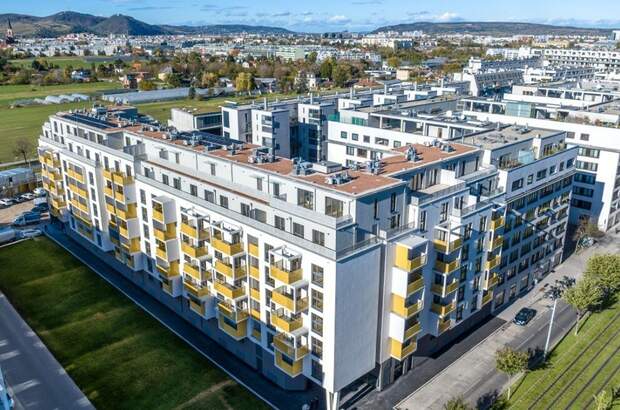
[
  {"x1": 0, "y1": 199, "x2": 14, "y2": 208},
  {"x1": 20, "y1": 193, "x2": 35, "y2": 201},
  {"x1": 0, "y1": 228, "x2": 16, "y2": 244},
  {"x1": 32, "y1": 204, "x2": 49, "y2": 213},
  {"x1": 33, "y1": 187, "x2": 46, "y2": 197},
  {"x1": 12, "y1": 212, "x2": 41, "y2": 227},
  {"x1": 12, "y1": 196, "x2": 26, "y2": 203},
  {"x1": 514, "y1": 307, "x2": 537, "y2": 326},
  {"x1": 19, "y1": 229, "x2": 42, "y2": 239}
]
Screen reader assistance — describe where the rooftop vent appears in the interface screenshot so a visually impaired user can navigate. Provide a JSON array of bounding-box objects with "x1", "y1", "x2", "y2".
[
  {"x1": 404, "y1": 146, "x2": 419, "y2": 161},
  {"x1": 367, "y1": 159, "x2": 383, "y2": 175},
  {"x1": 294, "y1": 161, "x2": 313, "y2": 176},
  {"x1": 324, "y1": 171, "x2": 351, "y2": 185},
  {"x1": 248, "y1": 148, "x2": 275, "y2": 164}
]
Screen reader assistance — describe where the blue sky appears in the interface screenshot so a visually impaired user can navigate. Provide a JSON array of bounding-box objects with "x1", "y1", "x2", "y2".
[{"x1": 5, "y1": 0, "x2": 620, "y2": 32}]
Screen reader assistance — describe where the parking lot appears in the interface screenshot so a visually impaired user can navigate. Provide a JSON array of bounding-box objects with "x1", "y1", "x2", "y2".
[{"x1": 0, "y1": 196, "x2": 49, "y2": 239}]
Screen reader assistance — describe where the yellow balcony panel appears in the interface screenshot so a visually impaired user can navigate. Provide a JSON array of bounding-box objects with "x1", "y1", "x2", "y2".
[
  {"x1": 183, "y1": 280, "x2": 209, "y2": 298},
  {"x1": 67, "y1": 169, "x2": 85, "y2": 183},
  {"x1": 103, "y1": 169, "x2": 113, "y2": 181},
  {"x1": 249, "y1": 265, "x2": 260, "y2": 279},
  {"x1": 215, "y1": 260, "x2": 247, "y2": 280},
  {"x1": 248, "y1": 242, "x2": 259, "y2": 257},
  {"x1": 273, "y1": 333, "x2": 309, "y2": 361},
  {"x1": 121, "y1": 238, "x2": 141, "y2": 253},
  {"x1": 106, "y1": 202, "x2": 115, "y2": 215},
  {"x1": 180, "y1": 223, "x2": 209, "y2": 240},
  {"x1": 156, "y1": 247, "x2": 168, "y2": 260},
  {"x1": 433, "y1": 238, "x2": 462, "y2": 254},
  {"x1": 250, "y1": 287, "x2": 261, "y2": 301},
  {"x1": 395, "y1": 245, "x2": 426, "y2": 272},
  {"x1": 154, "y1": 225, "x2": 176, "y2": 241},
  {"x1": 270, "y1": 264, "x2": 303, "y2": 285},
  {"x1": 406, "y1": 275, "x2": 424, "y2": 296},
  {"x1": 431, "y1": 301, "x2": 456, "y2": 317},
  {"x1": 272, "y1": 290, "x2": 309, "y2": 313},
  {"x1": 211, "y1": 237, "x2": 244, "y2": 255},
  {"x1": 251, "y1": 308, "x2": 261, "y2": 320},
  {"x1": 182, "y1": 242, "x2": 208, "y2": 259},
  {"x1": 490, "y1": 236, "x2": 503, "y2": 250},
  {"x1": 275, "y1": 350, "x2": 304, "y2": 377},
  {"x1": 104, "y1": 186, "x2": 114, "y2": 198},
  {"x1": 157, "y1": 261, "x2": 180, "y2": 278},
  {"x1": 189, "y1": 300, "x2": 205, "y2": 316},
  {"x1": 438, "y1": 318, "x2": 451, "y2": 334},
  {"x1": 183, "y1": 263, "x2": 203, "y2": 280},
  {"x1": 112, "y1": 172, "x2": 134, "y2": 186},
  {"x1": 485, "y1": 273, "x2": 500, "y2": 289},
  {"x1": 482, "y1": 292, "x2": 493, "y2": 306},
  {"x1": 390, "y1": 338, "x2": 416, "y2": 361},
  {"x1": 434, "y1": 259, "x2": 459, "y2": 274},
  {"x1": 50, "y1": 198, "x2": 66, "y2": 209},
  {"x1": 391, "y1": 295, "x2": 423, "y2": 318},
  {"x1": 218, "y1": 315, "x2": 247, "y2": 341},
  {"x1": 271, "y1": 313, "x2": 303, "y2": 333},
  {"x1": 214, "y1": 280, "x2": 246, "y2": 300},
  {"x1": 116, "y1": 204, "x2": 137, "y2": 221},
  {"x1": 47, "y1": 170, "x2": 62, "y2": 182},
  {"x1": 217, "y1": 301, "x2": 249, "y2": 323},
  {"x1": 114, "y1": 190, "x2": 125, "y2": 203},
  {"x1": 119, "y1": 225, "x2": 131, "y2": 239},
  {"x1": 485, "y1": 255, "x2": 501, "y2": 271},
  {"x1": 431, "y1": 280, "x2": 459, "y2": 297},
  {"x1": 404, "y1": 321, "x2": 422, "y2": 340},
  {"x1": 490, "y1": 217, "x2": 505, "y2": 230},
  {"x1": 251, "y1": 327, "x2": 261, "y2": 340},
  {"x1": 152, "y1": 209, "x2": 164, "y2": 223},
  {"x1": 73, "y1": 211, "x2": 92, "y2": 227},
  {"x1": 162, "y1": 282, "x2": 173, "y2": 295}
]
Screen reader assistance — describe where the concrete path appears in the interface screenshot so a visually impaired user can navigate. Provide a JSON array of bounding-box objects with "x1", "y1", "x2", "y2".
[
  {"x1": 0, "y1": 291, "x2": 94, "y2": 410},
  {"x1": 395, "y1": 232, "x2": 620, "y2": 410}
]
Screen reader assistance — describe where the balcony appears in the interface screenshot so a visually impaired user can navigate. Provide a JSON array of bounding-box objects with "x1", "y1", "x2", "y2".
[
  {"x1": 183, "y1": 279, "x2": 209, "y2": 298},
  {"x1": 215, "y1": 260, "x2": 247, "y2": 280},
  {"x1": 482, "y1": 292, "x2": 493, "y2": 306},
  {"x1": 404, "y1": 321, "x2": 422, "y2": 340},
  {"x1": 390, "y1": 338, "x2": 416, "y2": 361},
  {"x1": 50, "y1": 197, "x2": 66, "y2": 209},
  {"x1": 157, "y1": 261, "x2": 179, "y2": 279},
  {"x1": 251, "y1": 308, "x2": 261, "y2": 320},
  {"x1": 485, "y1": 254, "x2": 501, "y2": 271},
  {"x1": 190, "y1": 300, "x2": 206, "y2": 316},
  {"x1": 272, "y1": 289, "x2": 309, "y2": 313},
  {"x1": 431, "y1": 280, "x2": 459, "y2": 297},
  {"x1": 275, "y1": 350, "x2": 304, "y2": 377},
  {"x1": 183, "y1": 263, "x2": 204, "y2": 281},
  {"x1": 116, "y1": 204, "x2": 137, "y2": 221},
  {"x1": 490, "y1": 217, "x2": 504, "y2": 230},
  {"x1": 270, "y1": 263, "x2": 303, "y2": 285},
  {"x1": 155, "y1": 247, "x2": 168, "y2": 260},
  {"x1": 433, "y1": 238, "x2": 462, "y2": 254},
  {"x1": 434, "y1": 259, "x2": 460, "y2": 274},
  {"x1": 392, "y1": 295, "x2": 423, "y2": 318},
  {"x1": 395, "y1": 245, "x2": 426, "y2": 272},
  {"x1": 67, "y1": 168, "x2": 85, "y2": 183},
  {"x1": 162, "y1": 282, "x2": 173, "y2": 296},
  {"x1": 211, "y1": 236, "x2": 244, "y2": 256},
  {"x1": 181, "y1": 242, "x2": 208, "y2": 259},
  {"x1": 218, "y1": 315, "x2": 247, "y2": 341},
  {"x1": 248, "y1": 242, "x2": 259, "y2": 257},
  {"x1": 249, "y1": 265, "x2": 260, "y2": 279},
  {"x1": 213, "y1": 280, "x2": 246, "y2": 300},
  {"x1": 437, "y1": 318, "x2": 451, "y2": 334},
  {"x1": 180, "y1": 222, "x2": 209, "y2": 240},
  {"x1": 431, "y1": 301, "x2": 456, "y2": 317},
  {"x1": 273, "y1": 333, "x2": 309, "y2": 361},
  {"x1": 112, "y1": 172, "x2": 134, "y2": 186},
  {"x1": 152, "y1": 208, "x2": 164, "y2": 223},
  {"x1": 121, "y1": 238, "x2": 140, "y2": 253},
  {"x1": 217, "y1": 301, "x2": 249, "y2": 323},
  {"x1": 154, "y1": 224, "x2": 176, "y2": 241},
  {"x1": 406, "y1": 274, "x2": 424, "y2": 296},
  {"x1": 47, "y1": 170, "x2": 62, "y2": 182},
  {"x1": 271, "y1": 312, "x2": 303, "y2": 333},
  {"x1": 490, "y1": 236, "x2": 503, "y2": 250},
  {"x1": 250, "y1": 287, "x2": 260, "y2": 300},
  {"x1": 485, "y1": 273, "x2": 500, "y2": 289}
]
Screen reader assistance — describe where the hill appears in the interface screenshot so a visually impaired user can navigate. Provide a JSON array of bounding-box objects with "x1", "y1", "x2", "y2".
[
  {"x1": 0, "y1": 12, "x2": 293, "y2": 37},
  {"x1": 372, "y1": 21, "x2": 612, "y2": 36}
]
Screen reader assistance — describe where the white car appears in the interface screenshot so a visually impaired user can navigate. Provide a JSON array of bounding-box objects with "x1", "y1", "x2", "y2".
[
  {"x1": 19, "y1": 229, "x2": 42, "y2": 239},
  {"x1": 20, "y1": 193, "x2": 35, "y2": 201},
  {"x1": 0, "y1": 199, "x2": 14, "y2": 208},
  {"x1": 33, "y1": 188, "x2": 46, "y2": 197}
]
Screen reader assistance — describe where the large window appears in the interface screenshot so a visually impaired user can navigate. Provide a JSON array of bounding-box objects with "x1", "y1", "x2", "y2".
[
  {"x1": 325, "y1": 197, "x2": 344, "y2": 218},
  {"x1": 297, "y1": 189, "x2": 314, "y2": 210}
]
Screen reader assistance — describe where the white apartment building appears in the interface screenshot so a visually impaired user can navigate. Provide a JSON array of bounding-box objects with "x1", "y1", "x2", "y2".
[
  {"x1": 169, "y1": 108, "x2": 222, "y2": 134},
  {"x1": 532, "y1": 48, "x2": 620, "y2": 71},
  {"x1": 463, "y1": 95, "x2": 620, "y2": 231}
]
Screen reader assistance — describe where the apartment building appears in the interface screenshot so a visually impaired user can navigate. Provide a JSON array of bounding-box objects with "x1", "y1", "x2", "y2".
[
  {"x1": 463, "y1": 94, "x2": 620, "y2": 231},
  {"x1": 169, "y1": 108, "x2": 222, "y2": 134},
  {"x1": 532, "y1": 48, "x2": 620, "y2": 71}
]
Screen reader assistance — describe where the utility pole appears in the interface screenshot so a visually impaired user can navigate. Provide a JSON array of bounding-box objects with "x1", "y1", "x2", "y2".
[{"x1": 543, "y1": 276, "x2": 575, "y2": 359}]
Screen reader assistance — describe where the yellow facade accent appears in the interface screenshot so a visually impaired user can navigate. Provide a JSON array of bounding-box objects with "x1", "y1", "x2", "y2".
[
  {"x1": 391, "y1": 294, "x2": 423, "y2": 318},
  {"x1": 270, "y1": 264, "x2": 303, "y2": 284},
  {"x1": 433, "y1": 237, "x2": 462, "y2": 253},
  {"x1": 390, "y1": 338, "x2": 416, "y2": 361}
]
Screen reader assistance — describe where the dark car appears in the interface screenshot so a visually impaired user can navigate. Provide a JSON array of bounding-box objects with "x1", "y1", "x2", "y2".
[
  {"x1": 514, "y1": 307, "x2": 536, "y2": 326},
  {"x1": 32, "y1": 204, "x2": 48, "y2": 213}
]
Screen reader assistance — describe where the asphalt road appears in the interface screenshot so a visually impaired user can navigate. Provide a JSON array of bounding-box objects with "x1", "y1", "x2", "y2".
[{"x1": 0, "y1": 291, "x2": 93, "y2": 410}]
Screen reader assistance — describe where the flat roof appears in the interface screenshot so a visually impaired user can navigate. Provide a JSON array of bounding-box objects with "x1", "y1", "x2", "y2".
[{"x1": 461, "y1": 126, "x2": 560, "y2": 150}]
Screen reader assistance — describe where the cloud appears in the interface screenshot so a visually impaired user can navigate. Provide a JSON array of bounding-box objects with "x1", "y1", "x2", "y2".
[
  {"x1": 435, "y1": 12, "x2": 462, "y2": 22},
  {"x1": 126, "y1": 6, "x2": 175, "y2": 11},
  {"x1": 328, "y1": 15, "x2": 351, "y2": 24},
  {"x1": 271, "y1": 12, "x2": 291, "y2": 17}
]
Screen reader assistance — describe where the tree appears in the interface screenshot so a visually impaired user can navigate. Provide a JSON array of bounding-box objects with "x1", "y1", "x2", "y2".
[
  {"x1": 13, "y1": 138, "x2": 34, "y2": 166},
  {"x1": 387, "y1": 56, "x2": 400, "y2": 68},
  {"x1": 564, "y1": 276, "x2": 605, "y2": 335},
  {"x1": 573, "y1": 218, "x2": 604, "y2": 245},
  {"x1": 593, "y1": 389, "x2": 613, "y2": 410},
  {"x1": 332, "y1": 63, "x2": 351, "y2": 87},
  {"x1": 188, "y1": 85, "x2": 196, "y2": 100},
  {"x1": 584, "y1": 254, "x2": 620, "y2": 294},
  {"x1": 166, "y1": 73, "x2": 182, "y2": 88},
  {"x1": 495, "y1": 347, "x2": 529, "y2": 400},
  {"x1": 138, "y1": 80, "x2": 156, "y2": 91},
  {"x1": 235, "y1": 72, "x2": 255, "y2": 93},
  {"x1": 319, "y1": 59, "x2": 333, "y2": 80},
  {"x1": 201, "y1": 71, "x2": 218, "y2": 88},
  {"x1": 307, "y1": 51, "x2": 318, "y2": 64},
  {"x1": 443, "y1": 396, "x2": 473, "y2": 410},
  {"x1": 543, "y1": 276, "x2": 575, "y2": 357}
]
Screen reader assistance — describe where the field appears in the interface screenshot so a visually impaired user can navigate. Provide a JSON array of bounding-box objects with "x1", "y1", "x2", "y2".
[
  {"x1": 0, "y1": 81, "x2": 120, "y2": 107},
  {"x1": 0, "y1": 238, "x2": 268, "y2": 410},
  {"x1": 9, "y1": 56, "x2": 120, "y2": 69},
  {"x1": 508, "y1": 297, "x2": 620, "y2": 409}
]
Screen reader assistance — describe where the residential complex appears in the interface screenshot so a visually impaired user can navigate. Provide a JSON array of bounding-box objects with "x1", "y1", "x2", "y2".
[{"x1": 38, "y1": 92, "x2": 577, "y2": 407}]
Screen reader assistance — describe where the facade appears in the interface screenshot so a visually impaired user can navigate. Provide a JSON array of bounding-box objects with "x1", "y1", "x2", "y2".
[
  {"x1": 534, "y1": 48, "x2": 620, "y2": 71},
  {"x1": 169, "y1": 108, "x2": 222, "y2": 134}
]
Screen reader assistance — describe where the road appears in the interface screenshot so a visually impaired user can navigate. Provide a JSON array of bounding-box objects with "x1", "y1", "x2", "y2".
[{"x1": 0, "y1": 291, "x2": 93, "y2": 410}]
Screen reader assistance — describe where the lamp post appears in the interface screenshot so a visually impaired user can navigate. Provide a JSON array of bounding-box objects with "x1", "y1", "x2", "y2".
[{"x1": 543, "y1": 276, "x2": 575, "y2": 359}]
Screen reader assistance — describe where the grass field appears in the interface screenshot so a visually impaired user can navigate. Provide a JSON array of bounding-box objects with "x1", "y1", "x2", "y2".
[
  {"x1": 9, "y1": 57, "x2": 118, "y2": 69},
  {"x1": 0, "y1": 81, "x2": 120, "y2": 107},
  {"x1": 0, "y1": 238, "x2": 268, "y2": 410},
  {"x1": 508, "y1": 297, "x2": 620, "y2": 409}
]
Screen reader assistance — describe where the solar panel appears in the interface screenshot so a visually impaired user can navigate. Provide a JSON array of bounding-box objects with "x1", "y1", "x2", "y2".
[{"x1": 64, "y1": 114, "x2": 115, "y2": 129}]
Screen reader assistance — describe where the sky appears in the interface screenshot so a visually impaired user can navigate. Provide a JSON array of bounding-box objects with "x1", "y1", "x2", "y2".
[{"x1": 4, "y1": 0, "x2": 620, "y2": 32}]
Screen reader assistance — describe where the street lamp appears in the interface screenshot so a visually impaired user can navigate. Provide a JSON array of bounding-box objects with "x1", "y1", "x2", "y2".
[{"x1": 543, "y1": 276, "x2": 575, "y2": 359}]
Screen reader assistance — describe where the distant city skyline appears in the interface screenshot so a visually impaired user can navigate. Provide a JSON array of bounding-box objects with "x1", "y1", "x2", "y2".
[{"x1": 4, "y1": 0, "x2": 620, "y2": 32}]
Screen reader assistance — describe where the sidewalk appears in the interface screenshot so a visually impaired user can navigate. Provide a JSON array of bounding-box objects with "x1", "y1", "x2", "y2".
[{"x1": 395, "y1": 234, "x2": 619, "y2": 410}]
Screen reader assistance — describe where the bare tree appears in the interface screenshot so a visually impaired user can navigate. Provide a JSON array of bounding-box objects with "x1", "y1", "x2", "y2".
[{"x1": 13, "y1": 137, "x2": 34, "y2": 168}]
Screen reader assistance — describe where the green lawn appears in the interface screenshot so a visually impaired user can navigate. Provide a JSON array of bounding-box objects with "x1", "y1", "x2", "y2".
[
  {"x1": 9, "y1": 57, "x2": 117, "y2": 69},
  {"x1": 0, "y1": 238, "x2": 268, "y2": 410},
  {"x1": 508, "y1": 298, "x2": 620, "y2": 409},
  {"x1": 0, "y1": 81, "x2": 120, "y2": 107}
]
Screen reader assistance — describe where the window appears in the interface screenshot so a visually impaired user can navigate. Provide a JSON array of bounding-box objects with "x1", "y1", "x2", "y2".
[
  {"x1": 340, "y1": 131, "x2": 347, "y2": 139},
  {"x1": 479, "y1": 216, "x2": 487, "y2": 232},
  {"x1": 312, "y1": 230, "x2": 325, "y2": 246},
  {"x1": 297, "y1": 189, "x2": 314, "y2": 210},
  {"x1": 325, "y1": 197, "x2": 343, "y2": 217},
  {"x1": 578, "y1": 147, "x2": 600, "y2": 158},
  {"x1": 573, "y1": 186, "x2": 594, "y2": 197},
  {"x1": 527, "y1": 174, "x2": 534, "y2": 185},
  {"x1": 390, "y1": 193, "x2": 397, "y2": 212},
  {"x1": 240, "y1": 203, "x2": 251, "y2": 217},
  {"x1": 357, "y1": 148, "x2": 368, "y2": 158},
  {"x1": 363, "y1": 135, "x2": 370, "y2": 143},
  {"x1": 440, "y1": 202, "x2": 448, "y2": 222},
  {"x1": 351, "y1": 133, "x2": 359, "y2": 141},
  {"x1": 375, "y1": 137, "x2": 389, "y2": 146},
  {"x1": 419, "y1": 211, "x2": 427, "y2": 231},
  {"x1": 311, "y1": 289, "x2": 323, "y2": 312},
  {"x1": 173, "y1": 177, "x2": 181, "y2": 190},
  {"x1": 256, "y1": 178, "x2": 263, "y2": 191},
  {"x1": 293, "y1": 222, "x2": 304, "y2": 238},
  {"x1": 390, "y1": 214, "x2": 400, "y2": 229},
  {"x1": 140, "y1": 189, "x2": 146, "y2": 205},
  {"x1": 311, "y1": 313, "x2": 323, "y2": 335},
  {"x1": 210, "y1": 163, "x2": 216, "y2": 175},
  {"x1": 575, "y1": 173, "x2": 596, "y2": 185},
  {"x1": 162, "y1": 174, "x2": 169, "y2": 185},
  {"x1": 311, "y1": 360, "x2": 323, "y2": 382},
  {"x1": 536, "y1": 169, "x2": 547, "y2": 181},
  {"x1": 373, "y1": 198, "x2": 379, "y2": 219},
  {"x1": 346, "y1": 146, "x2": 355, "y2": 155},
  {"x1": 219, "y1": 195, "x2": 228, "y2": 209},
  {"x1": 576, "y1": 160, "x2": 598, "y2": 172},
  {"x1": 580, "y1": 133, "x2": 590, "y2": 141},
  {"x1": 204, "y1": 190, "x2": 214, "y2": 203},
  {"x1": 274, "y1": 216, "x2": 286, "y2": 230},
  {"x1": 511, "y1": 178, "x2": 523, "y2": 191},
  {"x1": 311, "y1": 265, "x2": 324, "y2": 287},
  {"x1": 190, "y1": 184, "x2": 197, "y2": 196}
]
